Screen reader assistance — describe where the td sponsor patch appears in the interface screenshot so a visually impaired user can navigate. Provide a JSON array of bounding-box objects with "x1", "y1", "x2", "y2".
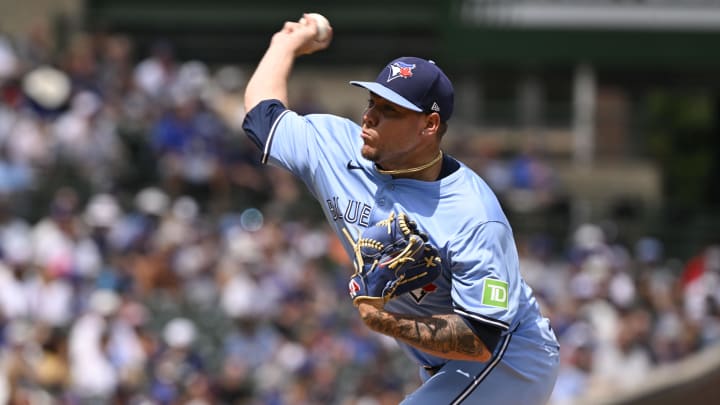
[{"x1": 482, "y1": 279, "x2": 508, "y2": 308}]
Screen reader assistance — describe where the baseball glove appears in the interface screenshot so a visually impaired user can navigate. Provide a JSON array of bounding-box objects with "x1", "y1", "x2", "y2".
[{"x1": 344, "y1": 211, "x2": 441, "y2": 307}]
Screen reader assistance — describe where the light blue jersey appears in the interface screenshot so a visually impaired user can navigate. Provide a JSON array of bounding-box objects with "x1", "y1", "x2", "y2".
[{"x1": 243, "y1": 100, "x2": 559, "y2": 404}]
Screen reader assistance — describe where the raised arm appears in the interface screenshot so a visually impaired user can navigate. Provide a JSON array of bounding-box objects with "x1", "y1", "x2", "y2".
[
  {"x1": 244, "y1": 14, "x2": 333, "y2": 112},
  {"x1": 357, "y1": 302, "x2": 492, "y2": 362}
]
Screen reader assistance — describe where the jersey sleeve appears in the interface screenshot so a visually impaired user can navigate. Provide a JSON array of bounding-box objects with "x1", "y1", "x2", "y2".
[
  {"x1": 449, "y1": 221, "x2": 521, "y2": 333},
  {"x1": 242, "y1": 99, "x2": 361, "y2": 185}
]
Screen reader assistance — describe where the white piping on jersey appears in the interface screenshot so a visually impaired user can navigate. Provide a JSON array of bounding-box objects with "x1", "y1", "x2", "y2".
[
  {"x1": 454, "y1": 307, "x2": 510, "y2": 331},
  {"x1": 450, "y1": 332, "x2": 512, "y2": 405},
  {"x1": 262, "y1": 109, "x2": 292, "y2": 164}
]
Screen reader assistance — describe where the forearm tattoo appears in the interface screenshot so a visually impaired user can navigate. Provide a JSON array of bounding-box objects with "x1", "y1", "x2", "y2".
[{"x1": 362, "y1": 311, "x2": 488, "y2": 360}]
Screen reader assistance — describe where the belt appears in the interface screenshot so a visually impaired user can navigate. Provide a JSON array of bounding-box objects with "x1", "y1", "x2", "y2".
[{"x1": 423, "y1": 364, "x2": 444, "y2": 377}]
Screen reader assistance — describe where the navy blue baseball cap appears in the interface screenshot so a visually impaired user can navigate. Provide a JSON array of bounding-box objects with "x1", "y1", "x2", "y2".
[{"x1": 350, "y1": 56, "x2": 454, "y2": 122}]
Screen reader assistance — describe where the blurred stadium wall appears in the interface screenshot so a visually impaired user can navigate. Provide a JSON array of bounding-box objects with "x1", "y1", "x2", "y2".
[
  {"x1": 579, "y1": 343, "x2": 720, "y2": 405},
  {"x1": 0, "y1": 0, "x2": 80, "y2": 36}
]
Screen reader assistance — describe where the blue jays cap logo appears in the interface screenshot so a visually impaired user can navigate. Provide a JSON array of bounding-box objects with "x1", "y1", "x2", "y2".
[{"x1": 387, "y1": 61, "x2": 416, "y2": 82}]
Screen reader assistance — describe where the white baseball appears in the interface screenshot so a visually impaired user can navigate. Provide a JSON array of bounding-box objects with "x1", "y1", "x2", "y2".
[{"x1": 299, "y1": 13, "x2": 330, "y2": 42}]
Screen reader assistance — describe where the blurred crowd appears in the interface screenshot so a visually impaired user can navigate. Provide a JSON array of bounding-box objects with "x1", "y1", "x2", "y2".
[{"x1": 0, "y1": 22, "x2": 719, "y2": 405}]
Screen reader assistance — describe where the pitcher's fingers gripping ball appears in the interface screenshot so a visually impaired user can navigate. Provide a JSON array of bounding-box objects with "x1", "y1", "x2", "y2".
[
  {"x1": 299, "y1": 12, "x2": 331, "y2": 42},
  {"x1": 345, "y1": 212, "x2": 442, "y2": 307}
]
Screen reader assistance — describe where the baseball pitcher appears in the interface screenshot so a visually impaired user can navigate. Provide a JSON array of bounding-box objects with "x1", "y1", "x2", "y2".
[{"x1": 242, "y1": 14, "x2": 560, "y2": 404}]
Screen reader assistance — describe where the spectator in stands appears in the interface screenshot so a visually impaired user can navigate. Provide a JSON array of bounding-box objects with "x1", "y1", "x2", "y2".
[
  {"x1": 550, "y1": 322, "x2": 597, "y2": 405},
  {"x1": 151, "y1": 85, "x2": 230, "y2": 204},
  {"x1": 68, "y1": 289, "x2": 121, "y2": 401}
]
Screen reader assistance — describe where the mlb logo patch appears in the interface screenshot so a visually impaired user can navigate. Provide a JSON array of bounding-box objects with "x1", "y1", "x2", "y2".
[{"x1": 387, "y1": 61, "x2": 416, "y2": 82}]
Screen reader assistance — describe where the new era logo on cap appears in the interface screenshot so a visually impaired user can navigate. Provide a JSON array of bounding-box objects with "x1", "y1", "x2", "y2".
[{"x1": 350, "y1": 56, "x2": 455, "y2": 122}]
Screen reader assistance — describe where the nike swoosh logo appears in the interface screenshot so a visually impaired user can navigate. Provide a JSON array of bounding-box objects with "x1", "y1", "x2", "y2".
[{"x1": 347, "y1": 160, "x2": 363, "y2": 170}]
